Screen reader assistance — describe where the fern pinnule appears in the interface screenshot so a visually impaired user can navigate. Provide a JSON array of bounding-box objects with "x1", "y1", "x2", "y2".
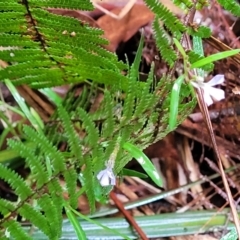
[
  {"x1": 32, "y1": 8, "x2": 102, "y2": 35},
  {"x1": 76, "y1": 108, "x2": 99, "y2": 149},
  {"x1": 57, "y1": 105, "x2": 83, "y2": 163},
  {"x1": 0, "y1": 199, "x2": 15, "y2": 216},
  {"x1": 100, "y1": 91, "x2": 115, "y2": 139},
  {"x1": 63, "y1": 168, "x2": 78, "y2": 208},
  {"x1": 153, "y1": 18, "x2": 177, "y2": 66},
  {"x1": 29, "y1": 0, "x2": 93, "y2": 11},
  {"x1": 173, "y1": 0, "x2": 193, "y2": 9},
  {"x1": 0, "y1": 34, "x2": 39, "y2": 48},
  {"x1": 7, "y1": 139, "x2": 48, "y2": 188},
  {"x1": 0, "y1": 164, "x2": 33, "y2": 201},
  {"x1": 18, "y1": 203, "x2": 53, "y2": 238},
  {"x1": 23, "y1": 125, "x2": 66, "y2": 174},
  {"x1": 47, "y1": 179, "x2": 63, "y2": 235},
  {"x1": 38, "y1": 194, "x2": 60, "y2": 237},
  {"x1": 129, "y1": 34, "x2": 144, "y2": 81},
  {"x1": 82, "y1": 155, "x2": 95, "y2": 212},
  {"x1": 187, "y1": 26, "x2": 211, "y2": 38},
  {"x1": 0, "y1": 49, "x2": 46, "y2": 62},
  {"x1": 134, "y1": 65, "x2": 155, "y2": 117},
  {"x1": 0, "y1": 2, "x2": 25, "y2": 11},
  {"x1": 216, "y1": 0, "x2": 240, "y2": 16},
  {"x1": 2, "y1": 219, "x2": 32, "y2": 240}
]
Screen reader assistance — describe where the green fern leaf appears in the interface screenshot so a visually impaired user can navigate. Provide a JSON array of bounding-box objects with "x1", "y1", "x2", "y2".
[
  {"x1": 100, "y1": 91, "x2": 115, "y2": 139},
  {"x1": 7, "y1": 139, "x2": 48, "y2": 188},
  {"x1": 76, "y1": 108, "x2": 99, "y2": 149},
  {"x1": 47, "y1": 179, "x2": 64, "y2": 236},
  {"x1": 18, "y1": 203, "x2": 52, "y2": 238},
  {"x1": 3, "y1": 219, "x2": 32, "y2": 240},
  {"x1": 0, "y1": 2, "x2": 127, "y2": 89},
  {"x1": 0, "y1": 164, "x2": 33, "y2": 201},
  {"x1": 82, "y1": 155, "x2": 95, "y2": 212},
  {"x1": 217, "y1": 0, "x2": 240, "y2": 16},
  {"x1": 57, "y1": 105, "x2": 83, "y2": 165},
  {"x1": 0, "y1": 199, "x2": 15, "y2": 216},
  {"x1": 145, "y1": 0, "x2": 186, "y2": 38},
  {"x1": 63, "y1": 167, "x2": 78, "y2": 208},
  {"x1": 29, "y1": 0, "x2": 93, "y2": 10},
  {"x1": 153, "y1": 18, "x2": 177, "y2": 67},
  {"x1": 38, "y1": 194, "x2": 61, "y2": 238},
  {"x1": 187, "y1": 25, "x2": 211, "y2": 38},
  {"x1": 23, "y1": 125, "x2": 66, "y2": 174},
  {"x1": 173, "y1": 0, "x2": 193, "y2": 8}
]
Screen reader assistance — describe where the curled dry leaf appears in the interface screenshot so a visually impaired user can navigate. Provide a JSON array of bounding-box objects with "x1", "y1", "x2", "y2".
[{"x1": 97, "y1": 4, "x2": 154, "y2": 51}]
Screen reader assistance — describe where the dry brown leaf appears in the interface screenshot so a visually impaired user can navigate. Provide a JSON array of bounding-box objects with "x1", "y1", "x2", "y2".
[{"x1": 97, "y1": 4, "x2": 154, "y2": 51}]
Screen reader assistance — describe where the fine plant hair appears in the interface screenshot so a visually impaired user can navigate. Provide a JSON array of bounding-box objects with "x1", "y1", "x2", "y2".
[{"x1": 0, "y1": 0, "x2": 239, "y2": 239}]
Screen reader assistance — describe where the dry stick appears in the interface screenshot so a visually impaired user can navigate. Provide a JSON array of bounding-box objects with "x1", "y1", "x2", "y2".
[
  {"x1": 195, "y1": 89, "x2": 240, "y2": 237},
  {"x1": 110, "y1": 191, "x2": 149, "y2": 240},
  {"x1": 180, "y1": 1, "x2": 240, "y2": 235}
]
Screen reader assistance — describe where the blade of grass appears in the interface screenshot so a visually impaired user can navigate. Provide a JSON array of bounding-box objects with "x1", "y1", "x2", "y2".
[
  {"x1": 65, "y1": 203, "x2": 87, "y2": 240},
  {"x1": 4, "y1": 79, "x2": 43, "y2": 131},
  {"x1": 191, "y1": 49, "x2": 240, "y2": 68},
  {"x1": 123, "y1": 142, "x2": 163, "y2": 187}
]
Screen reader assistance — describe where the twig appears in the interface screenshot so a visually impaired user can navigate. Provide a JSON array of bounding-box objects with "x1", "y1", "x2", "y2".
[{"x1": 110, "y1": 190, "x2": 149, "y2": 240}]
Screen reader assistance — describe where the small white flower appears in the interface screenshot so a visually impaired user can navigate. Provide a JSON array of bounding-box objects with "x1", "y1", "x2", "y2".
[
  {"x1": 97, "y1": 167, "x2": 116, "y2": 187},
  {"x1": 191, "y1": 74, "x2": 225, "y2": 106}
]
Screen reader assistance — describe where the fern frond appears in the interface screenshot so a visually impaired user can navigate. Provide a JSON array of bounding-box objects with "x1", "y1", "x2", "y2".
[
  {"x1": 18, "y1": 203, "x2": 52, "y2": 238},
  {"x1": 63, "y1": 167, "x2": 78, "y2": 208},
  {"x1": 0, "y1": 2, "x2": 25, "y2": 11},
  {"x1": 29, "y1": 0, "x2": 93, "y2": 11},
  {"x1": 134, "y1": 64, "x2": 155, "y2": 117},
  {"x1": 38, "y1": 194, "x2": 60, "y2": 238},
  {"x1": 23, "y1": 125, "x2": 66, "y2": 174},
  {"x1": 173, "y1": 0, "x2": 193, "y2": 9},
  {"x1": 0, "y1": 2, "x2": 127, "y2": 89},
  {"x1": 187, "y1": 50, "x2": 214, "y2": 71},
  {"x1": 57, "y1": 105, "x2": 83, "y2": 164},
  {"x1": 82, "y1": 156, "x2": 95, "y2": 212},
  {"x1": 0, "y1": 199, "x2": 15, "y2": 216},
  {"x1": 100, "y1": 91, "x2": 115, "y2": 139},
  {"x1": 47, "y1": 179, "x2": 63, "y2": 236},
  {"x1": 3, "y1": 219, "x2": 32, "y2": 240},
  {"x1": 145, "y1": 0, "x2": 186, "y2": 38},
  {"x1": 217, "y1": 0, "x2": 240, "y2": 16},
  {"x1": 0, "y1": 164, "x2": 33, "y2": 201},
  {"x1": 153, "y1": 18, "x2": 177, "y2": 67},
  {"x1": 7, "y1": 140, "x2": 48, "y2": 188},
  {"x1": 187, "y1": 25, "x2": 211, "y2": 38},
  {"x1": 76, "y1": 108, "x2": 99, "y2": 149}
]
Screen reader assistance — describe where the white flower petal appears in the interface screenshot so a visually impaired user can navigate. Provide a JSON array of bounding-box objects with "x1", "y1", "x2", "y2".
[
  {"x1": 207, "y1": 74, "x2": 224, "y2": 87},
  {"x1": 208, "y1": 86, "x2": 225, "y2": 102},
  {"x1": 203, "y1": 88, "x2": 214, "y2": 106}
]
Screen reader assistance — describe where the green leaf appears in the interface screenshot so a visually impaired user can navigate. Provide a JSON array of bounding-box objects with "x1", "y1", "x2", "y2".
[
  {"x1": 123, "y1": 142, "x2": 163, "y2": 187},
  {"x1": 4, "y1": 79, "x2": 43, "y2": 131},
  {"x1": 65, "y1": 204, "x2": 87, "y2": 240},
  {"x1": 169, "y1": 75, "x2": 185, "y2": 130},
  {"x1": 122, "y1": 168, "x2": 148, "y2": 179},
  {"x1": 191, "y1": 49, "x2": 240, "y2": 68}
]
